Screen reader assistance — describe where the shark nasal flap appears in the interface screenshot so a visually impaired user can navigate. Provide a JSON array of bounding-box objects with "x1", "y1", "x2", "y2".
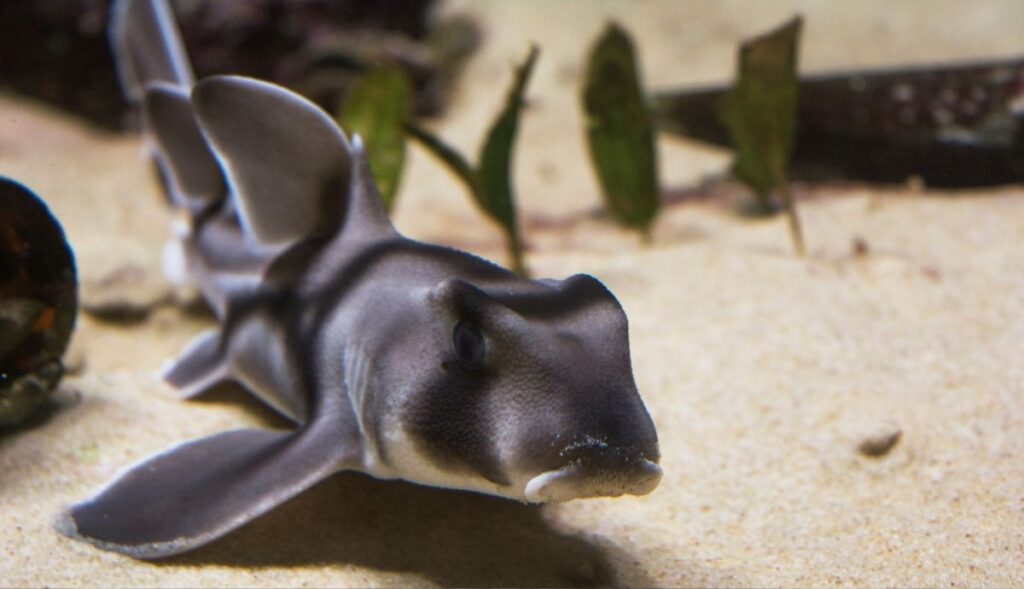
[{"x1": 59, "y1": 0, "x2": 662, "y2": 561}]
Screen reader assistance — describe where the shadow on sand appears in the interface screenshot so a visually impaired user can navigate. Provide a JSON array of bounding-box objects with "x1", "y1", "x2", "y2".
[
  {"x1": 167, "y1": 469, "x2": 652, "y2": 588},
  {"x1": 0, "y1": 385, "x2": 82, "y2": 446}
]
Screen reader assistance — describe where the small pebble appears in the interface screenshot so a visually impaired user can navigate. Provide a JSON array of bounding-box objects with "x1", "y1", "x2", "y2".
[
  {"x1": 63, "y1": 339, "x2": 87, "y2": 376},
  {"x1": 904, "y1": 174, "x2": 925, "y2": 193},
  {"x1": 851, "y1": 236, "x2": 870, "y2": 257},
  {"x1": 858, "y1": 425, "x2": 902, "y2": 457},
  {"x1": 80, "y1": 263, "x2": 172, "y2": 322},
  {"x1": 921, "y1": 266, "x2": 942, "y2": 282}
]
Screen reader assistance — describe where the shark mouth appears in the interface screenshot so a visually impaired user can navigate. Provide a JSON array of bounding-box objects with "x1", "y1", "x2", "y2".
[{"x1": 523, "y1": 457, "x2": 662, "y2": 503}]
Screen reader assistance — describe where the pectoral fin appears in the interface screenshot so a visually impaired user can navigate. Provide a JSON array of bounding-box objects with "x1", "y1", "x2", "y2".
[
  {"x1": 56, "y1": 423, "x2": 353, "y2": 559},
  {"x1": 164, "y1": 321, "x2": 307, "y2": 423},
  {"x1": 161, "y1": 328, "x2": 228, "y2": 398}
]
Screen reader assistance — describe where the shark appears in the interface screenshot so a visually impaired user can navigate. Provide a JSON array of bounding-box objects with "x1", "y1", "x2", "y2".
[{"x1": 56, "y1": 0, "x2": 661, "y2": 559}]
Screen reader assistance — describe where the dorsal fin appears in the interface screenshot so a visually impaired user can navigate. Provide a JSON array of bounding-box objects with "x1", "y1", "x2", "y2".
[
  {"x1": 344, "y1": 134, "x2": 398, "y2": 242},
  {"x1": 110, "y1": 0, "x2": 193, "y2": 103},
  {"x1": 142, "y1": 83, "x2": 225, "y2": 211},
  {"x1": 191, "y1": 76, "x2": 395, "y2": 247}
]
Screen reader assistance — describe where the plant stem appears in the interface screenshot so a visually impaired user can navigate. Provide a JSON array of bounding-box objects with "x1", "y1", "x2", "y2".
[
  {"x1": 776, "y1": 177, "x2": 804, "y2": 256},
  {"x1": 507, "y1": 228, "x2": 527, "y2": 276}
]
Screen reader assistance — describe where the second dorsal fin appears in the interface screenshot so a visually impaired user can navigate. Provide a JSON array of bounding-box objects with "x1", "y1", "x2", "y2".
[
  {"x1": 142, "y1": 83, "x2": 225, "y2": 211},
  {"x1": 191, "y1": 76, "x2": 395, "y2": 247}
]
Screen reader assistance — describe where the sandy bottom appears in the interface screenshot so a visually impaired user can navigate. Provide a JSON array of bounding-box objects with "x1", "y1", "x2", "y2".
[{"x1": 2, "y1": 1, "x2": 1023, "y2": 587}]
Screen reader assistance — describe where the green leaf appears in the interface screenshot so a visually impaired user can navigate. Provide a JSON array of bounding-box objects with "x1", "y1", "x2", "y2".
[
  {"x1": 476, "y1": 45, "x2": 538, "y2": 275},
  {"x1": 582, "y1": 23, "x2": 660, "y2": 235},
  {"x1": 341, "y1": 66, "x2": 411, "y2": 211},
  {"x1": 404, "y1": 47, "x2": 538, "y2": 276},
  {"x1": 718, "y1": 16, "x2": 802, "y2": 215}
]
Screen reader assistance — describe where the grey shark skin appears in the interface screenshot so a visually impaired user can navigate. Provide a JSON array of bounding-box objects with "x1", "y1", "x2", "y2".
[{"x1": 57, "y1": 0, "x2": 661, "y2": 560}]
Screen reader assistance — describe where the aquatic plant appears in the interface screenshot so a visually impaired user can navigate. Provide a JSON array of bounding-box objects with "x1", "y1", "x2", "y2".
[
  {"x1": 340, "y1": 66, "x2": 412, "y2": 211},
  {"x1": 407, "y1": 46, "x2": 539, "y2": 276},
  {"x1": 717, "y1": 16, "x2": 805, "y2": 253},
  {"x1": 582, "y1": 23, "x2": 659, "y2": 238}
]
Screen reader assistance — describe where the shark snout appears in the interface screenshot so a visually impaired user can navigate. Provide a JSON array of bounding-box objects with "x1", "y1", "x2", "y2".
[{"x1": 523, "y1": 442, "x2": 662, "y2": 503}]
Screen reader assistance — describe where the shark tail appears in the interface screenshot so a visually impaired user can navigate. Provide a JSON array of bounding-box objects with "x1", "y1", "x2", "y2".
[
  {"x1": 111, "y1": 0, "x2": 225, "y2": 215},
  {"x1": 111, "y1": 0, "x2": 396, "y2": 256}
]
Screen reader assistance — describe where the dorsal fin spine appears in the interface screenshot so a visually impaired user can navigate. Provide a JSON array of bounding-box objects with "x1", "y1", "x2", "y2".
[{"x1": 339, "y1": 133, "x2": 397, "y2": 243}]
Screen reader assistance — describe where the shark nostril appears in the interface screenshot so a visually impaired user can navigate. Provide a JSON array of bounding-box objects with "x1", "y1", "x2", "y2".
[{"x1": 558, "y1": 439, "x2": 659, "y2": 471}]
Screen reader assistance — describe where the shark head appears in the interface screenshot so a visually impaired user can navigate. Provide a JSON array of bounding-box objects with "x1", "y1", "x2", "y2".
[{"x1": 356, "y1": 270, "x2": 662, "y2": 503}]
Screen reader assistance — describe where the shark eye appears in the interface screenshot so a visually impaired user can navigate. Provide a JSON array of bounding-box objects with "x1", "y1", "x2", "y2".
[{"x1": 452, "y1": 321, "x2": 486, "y2": 369}]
